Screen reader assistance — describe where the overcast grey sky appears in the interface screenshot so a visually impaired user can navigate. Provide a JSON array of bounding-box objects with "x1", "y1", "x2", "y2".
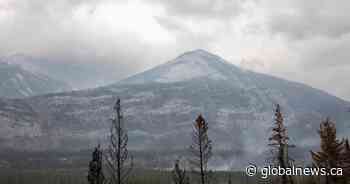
[{"x1": 1, "y1": 0, "x2": 350, "y2": 100}]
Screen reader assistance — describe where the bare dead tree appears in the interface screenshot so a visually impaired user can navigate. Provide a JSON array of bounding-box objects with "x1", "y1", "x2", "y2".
[
  {"x1": 268, "y1": 104, "x2": 295, "y2": 184},
  {"x1": 172, "y1": 159, "x2": 190, "y2": 184},
  {"x1": 88, "y1": 144, "x2": 105, "y2": 184},
  {"x1": 189, "y1": 114, "x2": 212, "y2": 184},
  {"x1": 105, "y1": 99, "x2": 133, "y2": 184}
]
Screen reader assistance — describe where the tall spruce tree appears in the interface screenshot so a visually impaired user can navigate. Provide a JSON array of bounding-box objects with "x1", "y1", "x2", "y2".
[
  {"x1": 105, "y1": 99, "x2": 133, "y2": 184},
  {"x1": 189, "y1": 115, "x2": 212, "y2": 184},
  {"x1": 310, "y1": 118, "x2": 344, "y2": 184},
  {"x1": 88, "y1": 145, "x2": 105, "y2": 184},
  {"x1": 268, "y1": 104, "x2": 294, "y2": 184}
]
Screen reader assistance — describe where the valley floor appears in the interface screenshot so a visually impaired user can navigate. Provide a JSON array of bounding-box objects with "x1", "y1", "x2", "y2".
[{"x1": 0, "y1": 168, "x2": 316, "y2": 184}]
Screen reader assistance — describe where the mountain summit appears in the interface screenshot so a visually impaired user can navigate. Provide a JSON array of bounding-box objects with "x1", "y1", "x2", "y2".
[
  {"x1": 0, "y1": 50, "x2": 350, "y2": 168},
  {"x1": 122, "y1": 49, "x2": 241, "y2": 84}
]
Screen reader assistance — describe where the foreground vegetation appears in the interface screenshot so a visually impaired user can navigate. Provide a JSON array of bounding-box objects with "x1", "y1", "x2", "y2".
[
  {"x1": 0, "y1": 169, "x2": 265, "y2": 184},
  {"x1": 0, "y1": 169, "x2": 317, "y2": 184},
  {"x1": 0, "y1": 168, "x2": 320, "y2": 184}
]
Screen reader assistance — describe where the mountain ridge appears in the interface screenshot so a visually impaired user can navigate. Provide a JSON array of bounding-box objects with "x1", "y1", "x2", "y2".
[
  {"x1": 0, "y1": 62, "x2": 71, "y2": 98},
  {"x1": 0, "y1": 50, "x2": 349, "y2": 168}
]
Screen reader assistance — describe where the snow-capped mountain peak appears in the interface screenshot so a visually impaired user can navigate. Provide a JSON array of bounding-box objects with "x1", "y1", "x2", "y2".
[{"x1": 122, "y1": 49, "x2": 241, "y2": 84}]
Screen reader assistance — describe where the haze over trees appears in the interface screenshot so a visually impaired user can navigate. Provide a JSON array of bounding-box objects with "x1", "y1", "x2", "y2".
[
  {"x1": 1, "y1": 97, "x2": 350, "y2": 184},
  {"x1": 83, "y1": 100, "x2": 350, "y2": 184}
]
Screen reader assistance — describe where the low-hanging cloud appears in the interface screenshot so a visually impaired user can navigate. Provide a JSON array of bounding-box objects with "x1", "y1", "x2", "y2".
[
  {"x1": 266, "y1": 0, "x2": 350, "y2": 40},
  {"x1": 0, "y1": 0, "x2": 350, "y2": 100},
  {"x1": 262, "y1": 0, "x2": 350, "y2": 100}
]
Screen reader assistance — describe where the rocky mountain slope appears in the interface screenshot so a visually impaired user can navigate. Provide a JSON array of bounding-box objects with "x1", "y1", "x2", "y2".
[
  {"x1": 0, "y1": 62, "x2": 71, "y2": 98},
  {"x1": 0, "y1": 54, "x2": 125, "y2": 89},
  {"x1": 0, "y1": 50, "x2": 349, "y2": 168}
]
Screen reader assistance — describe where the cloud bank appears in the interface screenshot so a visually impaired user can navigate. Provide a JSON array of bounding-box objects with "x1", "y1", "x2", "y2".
[{"x1": 0, "y1": 0, "x2": 349, "y2": 100}]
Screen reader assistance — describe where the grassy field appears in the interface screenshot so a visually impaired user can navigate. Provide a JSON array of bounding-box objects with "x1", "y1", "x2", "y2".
[
  {"x1": 0, "y1": 168, "x2": 264, "y2": 184},
  {"x1": 0, "y1": 168, "x2": 318, "y2": 184}
]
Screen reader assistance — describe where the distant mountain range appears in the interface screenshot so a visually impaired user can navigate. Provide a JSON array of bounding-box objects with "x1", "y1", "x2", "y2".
[
  {"x1": 0, "y1": 50, "x2": 349, "y2": 169},
  {"x1": 0, "y1": 62, "x2": 71, "y2": 98},
  {"x1": 0, "y1": 54, "x2": 128, "y2": 90}
]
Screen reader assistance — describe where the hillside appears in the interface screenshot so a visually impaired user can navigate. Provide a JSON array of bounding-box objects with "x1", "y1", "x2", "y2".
[{"x1": 0, "y1": 50, "x2": 349, "y2": 168}]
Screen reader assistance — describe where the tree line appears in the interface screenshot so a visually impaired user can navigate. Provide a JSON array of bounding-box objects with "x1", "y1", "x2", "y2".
[{"x1": 87, "y1": 99, "x2": 350, "y2": 184}]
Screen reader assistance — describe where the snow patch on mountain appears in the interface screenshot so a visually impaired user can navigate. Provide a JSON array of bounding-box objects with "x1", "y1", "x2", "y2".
[
  {"x1": 121, "y1": 49, "x2": 241, "y2": 84},
  {"x1": 156, "y1": 53, "x2": 228, "y2": 82}
]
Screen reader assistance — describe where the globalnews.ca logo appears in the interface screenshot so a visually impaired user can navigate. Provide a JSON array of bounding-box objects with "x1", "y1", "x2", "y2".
[{"x1": 246, "y1": 164, "x2": 343, "y2": 179}]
